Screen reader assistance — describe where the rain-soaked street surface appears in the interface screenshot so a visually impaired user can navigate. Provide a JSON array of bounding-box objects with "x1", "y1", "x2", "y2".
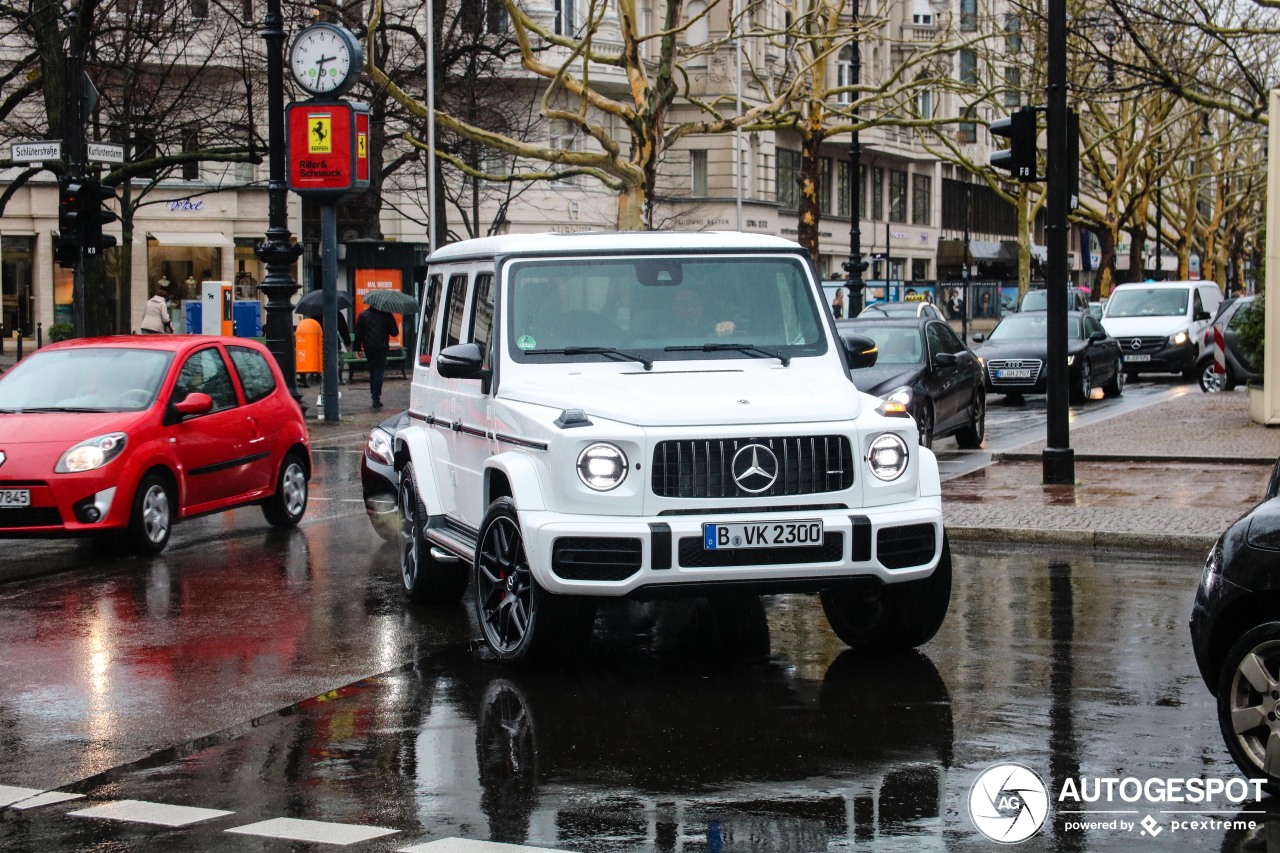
[{"x1": 0, "y1": 448, "x2": 1273, "y2": 851}]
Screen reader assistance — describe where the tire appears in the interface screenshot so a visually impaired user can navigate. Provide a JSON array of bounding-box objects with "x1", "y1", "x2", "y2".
[
  {"x1": 954, "y1": 390, "x2": 986, "y2": 449},
  {"x1": 820, "y1": 535, "x2": 952, "y2": 652},
  {"x1": 126, "y1": 471, "x2": 173, "y2": 555},
  {"x1": 1197, "y1": 354, "x2": 1223, "y2": 393},
  {"x1": 1070, "y1": 359, "x2": 1092, "y2": 404},
  {"x1": 398, "y1": 462, "x2": 469, "y2": 604},
  {"x1": 474, "y1": 496, "x2": 595, "y2": 665},
  {"x1": 915, "y1": 400, "x2": 934, "y2": 450},
  {"x1": 262, "y1": 452, "x2": 308, "y2": 527},
  {"x1": 1103, "y1": 358, "x2": 1126, "y2": 398},
  {"x1": 1217, "y1": 622, "x2": 1280, "y2": 791}
]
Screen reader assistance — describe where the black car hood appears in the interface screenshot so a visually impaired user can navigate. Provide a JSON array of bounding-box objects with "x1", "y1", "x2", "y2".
[
  {"x1": 850, "y1": 364, "x2": 923, "y2": 397},
  {"x1": 975, "y1": 339, "x2": 1087, "y2": 359}
]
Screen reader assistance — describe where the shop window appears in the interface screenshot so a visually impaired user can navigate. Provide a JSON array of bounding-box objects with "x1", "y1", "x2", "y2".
[{"x1": 2, "y1": 236, "x2": 33, "y2": 336}]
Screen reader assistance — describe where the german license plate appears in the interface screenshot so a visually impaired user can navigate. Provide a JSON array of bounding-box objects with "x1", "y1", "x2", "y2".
[
  {"x1": 0, "y1": 489, "x2": 31, "y2": 507},
  {"x1": 703, "y1": 519, "x2": 823, "y2": 550},
  {"x1": 1124, "y1": 354, "x2": 1151, "y2": 363},
  {"x1": 995, "y1": 368, "x2": 1032, "y2": 379}
]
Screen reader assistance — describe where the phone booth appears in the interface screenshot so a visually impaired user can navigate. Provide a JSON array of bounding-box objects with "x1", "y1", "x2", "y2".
[{"x1": 201, "y1": 281, "x2": 234, "y2": 336}]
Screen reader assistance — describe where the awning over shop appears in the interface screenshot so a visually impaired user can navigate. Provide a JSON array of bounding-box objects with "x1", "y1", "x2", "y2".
[
  {"x1": 148, "y1": 231, "x2": 233, "y2": 247},
  {"x1": 936, "y1": 239, "x2": 967, "y2": 265},
  {"x1": 967, "y1": 240, "x2": 1006, "y2": 261}
]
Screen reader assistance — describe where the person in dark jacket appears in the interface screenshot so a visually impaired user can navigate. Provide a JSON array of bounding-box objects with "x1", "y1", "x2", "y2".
[{"x1": 353, "y1": 306, "x2": 399, "y2": 408}]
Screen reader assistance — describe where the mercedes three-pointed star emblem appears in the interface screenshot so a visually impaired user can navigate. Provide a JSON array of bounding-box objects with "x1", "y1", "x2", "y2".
[{"x1": 731, "y1": 443, "x2": 780, "y2": 494}]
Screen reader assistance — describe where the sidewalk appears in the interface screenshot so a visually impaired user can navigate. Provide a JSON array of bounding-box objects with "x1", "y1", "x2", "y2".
[{"x1": 942, "y1": 390, "x2": 1277, "y2": 553}]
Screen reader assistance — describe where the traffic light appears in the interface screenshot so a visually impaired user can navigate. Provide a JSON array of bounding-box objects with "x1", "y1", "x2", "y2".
[
  {"x1": 80, "y1": 180, "x2": 118, "y2": 256},
  {"x1": 56, "y1": 176, "x2": 86, "y2": 269},
  {"x1": 990, "y1": 106, "x2": 1038, "y2": 181}
]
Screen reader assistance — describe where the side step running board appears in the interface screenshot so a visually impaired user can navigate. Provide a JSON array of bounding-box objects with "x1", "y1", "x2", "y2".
[{"x1": 424, "y1": 524, "x2": 477, "y2": 565}]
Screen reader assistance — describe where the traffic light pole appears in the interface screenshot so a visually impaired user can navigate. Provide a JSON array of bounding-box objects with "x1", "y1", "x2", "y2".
[
  {"x1": 1043, "y1": 0, "x2": 1074, "y2": 484},
  {"x1": 65, "y1": 13, "x2": 87, "y2": 339}
]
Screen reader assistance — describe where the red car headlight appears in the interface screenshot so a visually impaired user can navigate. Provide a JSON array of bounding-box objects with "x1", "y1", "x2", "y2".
[{"x1": 55, "y1": 432, "x2": 128, "y2": 473}]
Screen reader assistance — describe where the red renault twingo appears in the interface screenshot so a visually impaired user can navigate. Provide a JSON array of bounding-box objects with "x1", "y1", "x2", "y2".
[{"x1": 0, "y1": 336, "x2": 311, "y2": 554}]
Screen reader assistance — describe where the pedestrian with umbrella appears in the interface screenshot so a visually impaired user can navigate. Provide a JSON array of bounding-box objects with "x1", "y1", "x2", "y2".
[{"x1": 355, "y1": 289, "x2": 416, "y2": 408}]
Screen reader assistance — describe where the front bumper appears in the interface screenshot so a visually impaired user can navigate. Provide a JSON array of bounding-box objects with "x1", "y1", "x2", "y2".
[
  {"x1": 1121, "y1": 343, "x2": 1195, "y2": 374},
  {"x1": 0, "y1": 477, "x2": 127, "y2": 537},
  {"x1": 519, "y1": 496, "x2": 944, "y2": 597}
]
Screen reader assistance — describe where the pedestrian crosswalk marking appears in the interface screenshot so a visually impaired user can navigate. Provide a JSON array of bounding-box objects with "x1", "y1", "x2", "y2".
[
  {"x1": 10, "y1": 790, "x2": 84, "y2": 809},
  {"x1": 0, "y1": 785, "x2": 45, "y2": 807},
  {"x1": 227, "y1": 817, "x2": 399, "y2": 845},
  {"x1": 68, "y1": 799, "x2": 234, "y2": 827},
  {"x1": 400, "y1": 839, "x2": 568, "y2": 853}
]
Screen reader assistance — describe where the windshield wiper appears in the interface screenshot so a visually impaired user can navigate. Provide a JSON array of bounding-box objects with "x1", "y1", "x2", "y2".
[
  {"x1": 664, "y1": 343, "x2": 791, "y2": 367},
  {"x1": 15, "y1": 406, "x2": 117, "y2": 413},
  {"x1": 526, "y1": 347, "x2": 653, "y2": 371}
]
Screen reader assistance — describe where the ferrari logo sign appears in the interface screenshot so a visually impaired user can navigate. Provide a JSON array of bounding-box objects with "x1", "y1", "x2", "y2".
[
  {"x1": 357, "y1": 132, "x2": 367, "y2": 159},
  {"x1": 308, "y1": 115, "x2": 332, "y2": 153}
]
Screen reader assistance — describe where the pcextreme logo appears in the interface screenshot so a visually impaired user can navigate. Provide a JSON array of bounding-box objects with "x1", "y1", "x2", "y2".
[{"x1": 969, "y1": 763, "x2": 1050, "y2": 843}]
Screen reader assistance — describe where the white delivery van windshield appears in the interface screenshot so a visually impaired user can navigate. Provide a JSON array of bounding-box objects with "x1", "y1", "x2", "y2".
[
  {"x1": 1106, "y1": 287, "x2": 1189, "y2": 318},
  {"x1": 506, "y1": 255, "x2": 828, "y2": 365}
]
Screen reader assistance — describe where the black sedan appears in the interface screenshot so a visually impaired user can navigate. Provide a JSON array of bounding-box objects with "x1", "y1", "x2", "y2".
[
  {"x1": 1191, "y1": 457, "x2": 1280, "y2": 788},
  {"x1": 972, "y1": 310, "x2": 1124, "y2": 403},
  {"x1": 837, "y1": 316, "x2": 985, "y2": 450},
  {"x1": 361, "y1": 409, "x2": 408, "y2": 541}
]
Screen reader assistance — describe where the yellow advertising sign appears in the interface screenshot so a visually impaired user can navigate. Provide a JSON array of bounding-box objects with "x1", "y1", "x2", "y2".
[{"x1": 308, "y1": 115, "x2": 332, "y2": 154}]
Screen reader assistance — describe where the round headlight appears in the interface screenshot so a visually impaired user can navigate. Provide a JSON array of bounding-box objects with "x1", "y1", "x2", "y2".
[
  {"x1": 867, "y1": 432, "x2": 909, "y2": 482},
  {"x1": 576, "y1": 443, "x2": 628, "y2": 491},
  {"x1": 55, "y1": 432, "x2": 128, "y2": 474}
]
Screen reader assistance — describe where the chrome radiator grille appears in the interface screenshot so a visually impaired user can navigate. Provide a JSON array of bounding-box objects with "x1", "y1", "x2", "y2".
[{"x1": 650, "y1": 436, "x2": 854, "y2": 498}]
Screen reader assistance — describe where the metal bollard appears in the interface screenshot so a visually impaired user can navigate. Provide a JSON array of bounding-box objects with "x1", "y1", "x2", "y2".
[
  {"x1": 36, "y1": 322, "x2": 42, "y2": 349},
  {"x1": 15, "y1": 329, "x2": 23, "y2": 361},
  {"x1": 0, "y1": 323, "x2": 4, "y2": 355}
]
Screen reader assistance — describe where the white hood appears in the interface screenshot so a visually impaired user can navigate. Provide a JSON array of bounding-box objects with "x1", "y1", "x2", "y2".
[
  {"x1": 1101, "y1": 315, "x2": 1189, "y2": 338},
  {"x1": 500, "y1": 361, "x2": 865, "y2": 427}
]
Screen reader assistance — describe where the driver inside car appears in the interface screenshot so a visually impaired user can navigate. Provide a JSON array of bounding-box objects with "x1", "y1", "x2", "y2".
[{"x1": 672, "y1": 288, "x2": 736, "y2": 339}]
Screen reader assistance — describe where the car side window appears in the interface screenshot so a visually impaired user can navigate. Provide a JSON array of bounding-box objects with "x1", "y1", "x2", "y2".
[
  {"x1": 174, "y1": 348, "x2": 238, "y2": 412},
  {"x1": 226, "y1": 346, "x2": 277, "y2": 404},
  {"x1": 925, "y1": 323, "x2": 951, "y2": 359},
  {"x1": 441, "y1": 274, "x2": 469, "y2": 351},
  {"x1": 418, "y1": 274, "x2": 443, "y2": 363},
  {"x1": 937, "y1": 323, "x2": 965, "y2": 354},
  {"x1": 470, "y1": 273, "x2": 495, "y2": 368},
  {"x1": 1229, "y1": 302, "x2": 1253, "y2": 330},
  {"x1": 1193, "y1": 290, "x2": 1205, "y2": 318}
]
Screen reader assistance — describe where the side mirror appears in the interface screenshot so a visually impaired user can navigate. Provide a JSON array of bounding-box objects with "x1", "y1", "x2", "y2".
[
  {"x1": 174, "y1": 392, "x2": 213, "y2": 416},
  {"x1": 1089, "y1": 330, "x2": 1108, "y2": 342},
  {"x1": 971, "y1": 332, "x2": 986, "y2": 343},
  {"x1": 1195, "y1": 310, "x2": 1211, "y2": 322},
  {"x1": 436, "y1": 342, "x2": 491, "y2": 383},
  {"x1": 934, "y1": 351, "x2": 958, "y2": 367},
  {"x1": 841, "y1": 334, "x2": 879, "y2": 369}
]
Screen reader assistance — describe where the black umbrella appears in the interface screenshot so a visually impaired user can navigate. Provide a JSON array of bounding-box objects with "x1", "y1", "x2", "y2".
[{"x1": 295, "y1": 289, "x2": 353, "y2": 319}]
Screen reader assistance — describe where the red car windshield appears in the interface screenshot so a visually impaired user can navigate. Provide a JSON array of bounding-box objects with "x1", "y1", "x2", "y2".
[{"x1": 0, "y1": 348, "x2": 175, "y2": 413}]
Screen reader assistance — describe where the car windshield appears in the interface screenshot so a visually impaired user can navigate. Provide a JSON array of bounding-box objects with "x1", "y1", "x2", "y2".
[
  {"x1": 1106, "y1": 288, "x2": 1189, "y2": 318},
  {"x1": 990, "y1": 315, "x2": 1086, "y2": 341},
  {"x1": 0, "y1": 348, "x2": 174, "y2": 412},
  {"x1": 1021, "y1": 290, "x2": 1047, "y2": 311},
  {"x1": 843, "y1": 324, "x2": 924, "y2": 365},
  {"x1": 506, "y1": 255, "x2": 827, "y2": 365}
]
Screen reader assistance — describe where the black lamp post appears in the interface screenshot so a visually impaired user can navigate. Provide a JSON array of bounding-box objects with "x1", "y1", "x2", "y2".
[
  {"x1": 256, "y1": 0, "x2": 305, "y2": 407},
  {"x1": 841, "y1": 16, "x2": 867, "y2": 316}
]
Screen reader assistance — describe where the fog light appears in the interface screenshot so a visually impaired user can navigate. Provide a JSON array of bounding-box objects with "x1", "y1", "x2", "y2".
[{"x1": 84, "y1": 507, "x2": 101, "y2": 522}]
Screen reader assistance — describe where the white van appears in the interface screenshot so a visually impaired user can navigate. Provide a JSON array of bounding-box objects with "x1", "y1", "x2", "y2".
[{"x1": 1100, "y1": 281, "x2": 1221, "y2": 378}]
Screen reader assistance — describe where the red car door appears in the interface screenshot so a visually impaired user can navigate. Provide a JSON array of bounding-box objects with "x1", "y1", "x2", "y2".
[
  {"x1": 168, "y1": 346, "x2": 261, "y2": 510},
  {"x1": 224, "y1": 344, "x2": 285, "y2": 495}
]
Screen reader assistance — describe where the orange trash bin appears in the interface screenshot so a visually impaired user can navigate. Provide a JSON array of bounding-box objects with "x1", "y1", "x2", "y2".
[{"x1": 295, "y1": 318, "x2": 321, "y2": 374}]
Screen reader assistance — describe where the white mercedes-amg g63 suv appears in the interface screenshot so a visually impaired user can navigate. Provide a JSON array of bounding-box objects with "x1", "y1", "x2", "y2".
[{"x1": 394, "y1": 231, "x2": 949, "y2": 663}]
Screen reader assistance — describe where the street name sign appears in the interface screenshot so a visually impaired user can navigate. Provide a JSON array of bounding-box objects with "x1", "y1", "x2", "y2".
[
  {"x1": 87, "y1": 143, "x2": 125, "y2": 164},
  {"x1": 11, "y1": 141, "x2": 62, "y2": 163}
]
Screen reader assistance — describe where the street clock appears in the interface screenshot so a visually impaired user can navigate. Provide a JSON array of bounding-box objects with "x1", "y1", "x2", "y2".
[{"x1": 289, "y1": 23, "x2": 362, "y2": 98}]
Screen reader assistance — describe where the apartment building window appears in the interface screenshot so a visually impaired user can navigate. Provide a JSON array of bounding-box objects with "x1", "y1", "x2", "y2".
[
  {"x1": 463, "y1": 0, "x2": 508, "y2": 34},
  {"x1": 913, "y1": 13, "x2": 932, "y2": 24},
  {"x1": 889, "y1": 170, "x2": 907, "y2": 222},
  {"x1": 778, "y1": 148, "x2": 801, "y2": 209},
  {"x1": 1005, "y1": 15, "x2": 1022, "y2": 52},
  {"x1": 1004, "y1": 68, "x2": 1022, "y2": 107},
  {"x1": 687, "y1": 0, "x2": 709, "y2": 49},
  {"x1": 871, "y1": 165, "x2": 884, "y2": 220},
  {"x1": 915, "y1": 88, "x2": 934, "y2": 119},
  {"x1": 837, "y1": 161, "x2": 851, "y2": 217},
  {"x1": 958, "y1": 108, "x2": 977, "y2": 143},
  {"x1": 960, "y1": 0, "x2": 977, "y2": 31},
  {"x1": 182, "y1": 130, "x2": 199, "y2": 181},
  {"x1": 691, "y1": 150, "x2": 708, "y2": 196},
  {"x1": 192, "y1": 0, "x2": 208, "y2": 18},
  {"x1": 550, "y1": 119, "x2": 579, "y2": 184},
  {"x1": 912, "y1": 259, "x2": 930, "y2": 280},
  {"x1": 241, "y1": 0, "x2": 252, "y2": 19},
  {"x1": 820, "y1": 158, "x2": 834, "y2": 215},
  {"x1": 836, "y1": 46, "x2": 855, "y2": 105},
  {"x1": 912, "y1": 173, "x2": 931, "y2": 225},
  {"x1": 912, "y1": 0, "x2": 934, "y2": 25},
  {"x1": 959, "y1": 49, "x2": 977, "y2": 86},
  {"x1": 555, "y1": 0, "x2": 577, "y2": 36}
]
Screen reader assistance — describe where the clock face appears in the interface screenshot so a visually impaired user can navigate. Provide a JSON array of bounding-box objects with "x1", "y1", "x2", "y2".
[{"x1": 290, "y1": 24, "x2": 359, "y2": 96}]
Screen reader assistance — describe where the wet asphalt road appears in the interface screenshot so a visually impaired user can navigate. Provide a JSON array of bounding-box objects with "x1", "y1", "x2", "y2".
[{"x1": 1, "y1": 387, "x2": 1274, "y2": 851}]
